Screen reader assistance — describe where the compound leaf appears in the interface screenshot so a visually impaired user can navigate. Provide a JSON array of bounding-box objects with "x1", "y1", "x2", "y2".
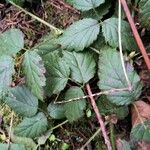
[
  {"x1": 0, "y1": 28, "x2": 24, "y2": 56},
  {"x1": 15, "y1": 112, "x2": 48, "y2": 138},
  {"x1": 69, "y1": 0, "x2": 105, "y2": 11},
  {"x1": 63, "y1": 51, "x2": 96, "y2": 84},
  {"x1": 0, "y1": 144, "x2": 26, "y2": 150},
  {"x1": 43, "y1": 52, "x2": 70, "y2": 96},
  {"x1": 59, "y1": 18, "x2": 100, "y2": 51},
  {"x1": 5, "y1": 86, "x2": 38, "y2": 117},
  {"x1": 102, "y1": 18, "x2": 138, "y2": 51},
  {"x1": 139, "y1": 0, "x2": 150, "y2": 29},
  {"x1": 22, "y1": 51, "x2": 46, "y2": 100},
  {"x1": 131, "y1": 120, "x2": 150, "y2": 141},
  {"x1": 0, "y1": 56, "x2": 15, "y2": 98},
  {"x1": 98, "y1": 49, "x2": 142, "y2": 105},
  {"x1": 64, "y1": 87, "x2": 86, "y2": 122}
]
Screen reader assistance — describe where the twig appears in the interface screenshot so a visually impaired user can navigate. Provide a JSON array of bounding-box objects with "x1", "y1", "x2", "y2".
[
  {"x1": 86, "y1": 84, "x2": 112, "y2": 150},
  {"x1": 54, "y1": 87, "x2": 129, "y2": 104},
  {"x1": 50, "y1": 120, "x2": 68, "y2": 131},
  {"x1": 118, "y1": 0, "x2": 132, "y2": 91},
  {"x1": 9, "y1": 1, "x2": 63, "y2": 35},
  {"x1": 120, "y1": 0, "x2": 150, "y2": 70}
]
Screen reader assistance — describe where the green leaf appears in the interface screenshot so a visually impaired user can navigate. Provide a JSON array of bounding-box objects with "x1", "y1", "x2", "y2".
[
  {"x1": 63, "y1": 51, "x2": 96, "y2": 84},
  {"x1": 59, "y1": 18, "x2": 100, "y2": 51},
  {"x1": 82, "y1": 1, "x2": 111, "y2": 20},
  {"x1": 34, "y1": 33, "x2": 60, "y2": 56},
  {"x1": 15, "y1": 112, "x2": 48, "y2": 138},
  {"x1": 0, "y1": 56, "x2": 15, "y2": 98},
  {"x1": 98, "y1": 49, "x2": 142, "y2": 105},
  {"x1": 0, "y1": 28, "x2": 24, "y2": 56},
  {"x1": 47, "y1": 103, "x2": 65, "y2": 119},
  {"x1": 131, "y1": 120, "x2": 150, "y2": 141},
  {"x1": 139, "y1": 0, "x2": 150, "y2": 29},
  {"x1": 5, "y1": 86, "x2": 38, "y2": 117},
  {"x1": 121, "y1": 140, "x2": 131, "y2": 150},
  {"x1": 0, "y1": 144, "x2": 26, "y2": 150},
  {"x1": 43, "y1": 52, "x2": 70, "y2": 96},
  {"x1": 8, "y1": 0, "x2": 25, "y2": 6},
  {"x1": 97, "y1": 96, "x2": 129, "y2": 119},
  {"x1": 102, "y1": 18, "x2": 138, "y2": 51},
  {"x1": 22, "y1": 51, "x2": 46, "y2": 100},
  {"x1": 64, "y1": 87, "x2": 86, "y2": 122},
  {"x1": 70, "y1": 0, "x2": 105, "y2": 11}
]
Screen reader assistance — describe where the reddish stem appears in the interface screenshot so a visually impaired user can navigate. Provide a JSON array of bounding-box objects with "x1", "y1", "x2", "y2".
[
  {"x1": 120, "y1": 0, "x2": 150, "y2": 70},
  {"x1": 86, "y1": 84, "x2": 112, "y2": 150}
]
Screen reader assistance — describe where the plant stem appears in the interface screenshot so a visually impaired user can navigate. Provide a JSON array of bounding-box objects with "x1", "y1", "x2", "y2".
[
  {"x1": 120, "y1": 0, "x2": 150, "y2": 70},
  {"x1": 86, "y1": 83, "x2": 112, "y2": 150},
  {"x1": 9, "y1": 1, "x2": 63, "y2": 35},
  {"x1": 110, "y1": 123, "x2": 116, "y2": 150},
  {"x1": 118, "y1": 0, "x2": 132, "y2": 91}
]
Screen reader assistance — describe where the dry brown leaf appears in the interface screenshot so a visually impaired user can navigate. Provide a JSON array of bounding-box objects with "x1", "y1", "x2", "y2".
[{"x1": 131, "y1": 100, "x2": 150, "y2": 126}]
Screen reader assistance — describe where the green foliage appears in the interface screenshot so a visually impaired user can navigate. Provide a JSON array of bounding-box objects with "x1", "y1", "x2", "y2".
[
  {"x1": 102, "y1": 18, "x2": 138, "y2": 51},
  {"x1": 5, "y1": 86, "x2": 38, "y2": 117},
  {"x1": 98, "y1": 49, "x2": 142, "y2": 105},
  {"x1": 139, "y1": 0, "x2": 150, "y2": 30},
  {"x1": 97, "y1": 96, "x2": 129, "y2": 119},
  {"x1": 7, "y1": 0, "x2": 25, "y2": 6},
  {"x1": 43, "y1": 52, "x2": 70, "y2": 96},
  {"x1": 64, "y1": 87, "x2": 86, "y2": 122},
  {"x1": 15, "y1": 113, "x2": 48, "y2": 138},
  {"x1": 68, "y1": 0, "x2": 105, "y2": 11},
  {"x1": 22, "y1": 51, "x2": 46, "y2": 100},
  {"x1": 131, "y1": 120, "x2": 150, "y2": 141},
  {"x1": 121, "y1": 140, "x2": 131, "y2": 150},
  {"x1": 0, "y1": 144, "x2": 26, "y2": 150},
  {"x1": 0, "y1": 56, "x2": 15, "y2": 98},
  {"x1": 0, "y1": 29, "x2": 24, "y2": 56},
  {"x1": 63, "y1": 51, "x2": 96, "y2": 84},
  {"x1": 47, "y1": 103, "x2": 65, "y2": 119},
  {"x1": 59, "y1": 18, "x2": 100, "y2": 51}
]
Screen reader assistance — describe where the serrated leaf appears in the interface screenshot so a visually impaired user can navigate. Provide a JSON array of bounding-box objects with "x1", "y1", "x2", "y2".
[
  {"x1": 102, "y1": 18, "x2": 138, "y2": 51},
  {"x1": 47, "y1": 103, "x2": 65, "y2": 119},
  {"x1": 139, "y1": 0, "x2": 150, "y2": 29},
  {"x1": 64, "y1": 87, "x2": 86, "y2": 122},
  {"x1": 98, "y1": 49, "x2": 142, "y2": 105},
  {"x1": 34, "y1": 33, "x2": 60, "y2": 56},
  {"x1": 22, "y1": 51, "x2": 46, "y2": 100},
  {"x1": 131, "y1": 120, "x2": 150, "y2": 141},
  {"x1": 15, "y1": 112, "x2": 48, "y2": 138},
  {"x1": 97, "y1": 96, "x2": 129, "y2": 119},
  {"x1": 0, "y1": 56, "x2": 15, "y2": 98},
  {"x1": 5, "y1": 86, "x2": 38, "y2": 117},
  {"x1": 82, "y1": 1, "x2": 111, "y2": 20},
  {"x1": 0, "y1": 28, "x2": 24, "y2": 56},
  {"x1": 0, "y1": 144, "x2": 26, "y2": 150},
  {"x1": 70, "y1": 0, "x2": 105, "y2": 11},
  {"x1": 59, "y1": 18, "x2": 100, "y2": 51},
  {"x1": 43, "y1": 52, "x2": 70, "y2": 96},
  {"x1": 63, "y1": 51, "x2": 96, "y2": 84}
]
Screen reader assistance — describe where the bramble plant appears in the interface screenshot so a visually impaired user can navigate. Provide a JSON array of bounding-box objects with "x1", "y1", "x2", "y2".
[{"x1": 0, "y1": 0, "x2": 150, "y2": 149}]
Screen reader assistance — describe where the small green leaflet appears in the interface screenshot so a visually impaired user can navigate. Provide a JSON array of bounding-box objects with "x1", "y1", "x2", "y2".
[
  {"x1": 69, "y1": 0, "x2": 105, "y2": 11},
  {"x1": 82, "y1": 1, "x2": 111, "y2": 20},
  {"x1": 22, "y1": 51, "x2": 46, "y2": 100},
  {"x1": 102, "y1": 18, "x2": 138, "y2": 51},
  {"x1": 47, "y1": 103, "x2": 65, "y2": 119},
  {"x1": 15, "y1": 112, "x2": 48, "y2": 138},
  {"x1": 131, "y1": 120, "x2": 150, "y2": 141},
  {"x1": 121, "y1": 140, "x2": 131, "y2": 150},
  {"x1": 97, "y1": 96, "x2": 129, "y2": 119},
  {"x1": 5, "y1": 86, "x2": 38, "y2": 117},
  {"x1": 8, "y1": 0, "x2": 25, "y2": 6},
  {"x1": 63, "y1": 51, "x2": 96, "y2": 84},
  {"x1": 139, "y1": 0, "x2": 150, "y2": 30},
  {"x1": 0, "y1": 56, "x2": 15, "y2": 98},
  {"x1": 59, "y1": 18, "x2": 100, "y2": 51},
  {"x1": 0, "y1": 28, "x2": 24, "y2": 56},
  {"x1": 0, "y1": 144, "x2": 26, "y2": 150},
  {"x1": 43, "y1": 52, "x2": 70, "y2": 96},
  {"x1": 98, "y1": 49, "x2": 142, "y2": 105},
  {"x1": 64, "y1": 87, "x2": 86, "y2": 122}
]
